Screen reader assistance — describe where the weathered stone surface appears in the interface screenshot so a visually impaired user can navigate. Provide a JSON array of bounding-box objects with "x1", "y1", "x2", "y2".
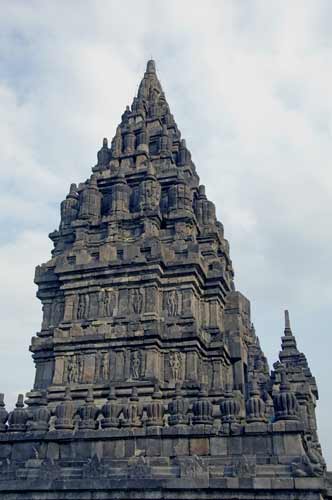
[{"x1": 0, "y1": 60, "x2": 329, "y2": 500}]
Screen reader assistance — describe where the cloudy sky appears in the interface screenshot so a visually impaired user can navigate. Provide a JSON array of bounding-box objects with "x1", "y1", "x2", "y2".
[{"x1": 1, "y1": 1, "x2": 331, "y2": 465}]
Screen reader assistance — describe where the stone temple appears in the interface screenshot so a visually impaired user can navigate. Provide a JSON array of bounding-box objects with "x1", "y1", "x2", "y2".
[{"x1": 0, "y1": 60, "x2": 331, "y2": 500}]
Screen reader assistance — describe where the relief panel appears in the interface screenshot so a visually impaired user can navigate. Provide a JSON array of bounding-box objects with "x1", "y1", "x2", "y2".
[{"x1": 164, "y1": 289, "x2": 181, "y2": 317}]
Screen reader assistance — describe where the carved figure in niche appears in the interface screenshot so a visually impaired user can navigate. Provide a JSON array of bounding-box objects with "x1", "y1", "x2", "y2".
[
  {"x1": 131, "y1": 288, "x2": 143, "y2": 315},
  {"x1": 52, "y1": 298, "x2": 64, "y2": 326},
  {"x1": 72, "y1": 356, "x2": 79, "y2": 382},
  {"x1": 104, "y1": 289, "x2": 116, "y2": 317},
  {"x1": 107, "y1": 222, "x2": 118, "y2": 241},
  {"x1": 101, "y1": 352, "x2": 108, "y2": 381},
  {"x1": 41, "y1": 303, "x2": 52, "y2": 330},
  {"x1": 166, "y1": 290, "x2": 179, "y2": 317},
  {"x1": 72, "y1": 294, "x2": 79, "y2": 320},
  {"x1": 169, "y1": 352, "x2": 182, "y2": 381},
  {"x1": 175, "y1": 222, "x2": 193, "y2": 240},
  {"x1": 94, "y1": 351, "x2": 102, "y2": 382},
  {"x1": 65, "y1": 356, "x2": 73, "y2": 383},
  {"x1": 130, "y1": 351, "x2": 141, "y2": 379},
  {"x1": 65, "y1": 355, "x2": 78, "y2": 384},
  {"x1": 139, "y1": 177, "x2": 161, "y2": 211},
  {"x1": 98, "y1": 289, "x2": 106, "y2": 317},
  {"x1": 84, "y1": 294, "x2": 90, "y2": 318},
  {"x1": 77, "y1": 354, "x2": 84, "y2": 382},
  {"x1": 94, "y1": 351, "x2": 108, "y2": 383},
  {"x1": 77, "y1": 295, "x2": 85, "y2": 320}
]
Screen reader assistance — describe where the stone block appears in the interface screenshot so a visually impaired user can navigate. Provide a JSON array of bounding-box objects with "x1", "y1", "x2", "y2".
[
  {"x1": 103, "y1": 439, "x2": 125, "y2": 458},
  {"x1": 243, "y1": 434, "x2": 271, "y2": 456},
  {"x1": 173, "y1": 438, "x2": 189, "y2": 456},
  {"x1": 11, "y1": 442, "x2": 36, "y2": 461},
  {"x1": 244, "y1": 422, "x2": 268, "y2": 434},
  {"x1": 284, "y1": 420, "x2": 303, "y2": 432},
  {"x1": 226, "y1": 477, "x2": 239, "y2": 488},
  {"x1": 283, "y1": 433, "x2": 303, "y2": 455},
  {"x1": 190, "y1": 437, "x2": 209, "y2": 456},
  {"x1": 59, "y1": 442, "x2": 73, "y2": 459},
  {"x1": 210, "y1": 437, "x2": 227, "y2": 456},
  {"x1": 294, "y1": 477, "x2": 324, "y2": 489},
  {"x1": 91, "y1": 440, "x2": 103, "y2": 460},
  {"x1": 46, "y1": 442, "x2": 59, "y2": 460},
  {"x1": 146, "y1": 438, "x2": 161, "y2": 457},
  {"x1": 272, "y1": 421, "x2": 285, "y2": 432},
  {"x1": 271, "y1": 478, "x2": 295, "y2": 489},
  {"x1": 0, "y1": 444, "x2": 12, "y2": 459},
  {"x1": 238, "y1": 477, "x2": 254, "y2": 488},
  {"x1": 228, "y1": 436, "x2": 242, "y2": 455},
  {"x1": 124, "y1": 438, "x2": 135, "y2": 457},
  {"x1": 253, "y1": 477, "x2": 272, "y2": 489},
  {"x1": 272, "y1": 434, "x2": 285, "y2": 455},
  {"x1": 161, "y1": 438, "x2": 173, "y2": 457},
  {"x1": 73, "y1": 440, "x2": 92, "y2": 459}
]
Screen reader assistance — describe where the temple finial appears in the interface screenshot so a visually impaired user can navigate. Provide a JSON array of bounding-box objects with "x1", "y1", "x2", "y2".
[
  {"x1": 146, "y1": 59, "x2": 156, "y2": 74},
  {"x1": 284, "y1": 310, "x2": 292, "y2": 336}
]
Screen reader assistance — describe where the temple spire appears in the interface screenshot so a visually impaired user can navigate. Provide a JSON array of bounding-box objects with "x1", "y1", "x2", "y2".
[
  {"x1": 284, "y1": 309, "x2": 292, "y2": 336},
  {"x1": 146, "y1": 59, "x2": 156, "y2": 74},
  {"x1": 279, "y1": 309, "x2": 299, "y2": 364}
]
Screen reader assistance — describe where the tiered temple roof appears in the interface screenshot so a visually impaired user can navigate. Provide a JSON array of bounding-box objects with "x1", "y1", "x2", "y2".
[{"x1": 0, "y1": 60, "x2": 329, "y2": 500}]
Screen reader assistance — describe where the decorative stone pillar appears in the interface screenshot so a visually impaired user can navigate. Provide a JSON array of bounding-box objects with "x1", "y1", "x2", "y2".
[
  {"x1": 101, "y1": 386, "x2": 120, "y2": 429},
  {"x1": 208, "y1": 300, "x2": 221, "y2": 329},
  {"x1": 178, "y1": 139, "x2": 189, "y2": 166},
  {"x1": 78, "y1": 387, "x2": 99, "y2": 430},
  {"x1": 96, "y1": 137, "x2": 111, "y2": 169},
  {"x1": 145, "y1": 349, "x2": 160, "y2": 379},
  {"x1": 41, "y1": 301, "x2": 53, "y2": 330},
  {"x1": 185, "y1": 351, "x2": 198, "y2": 383},
  {"x1": 60, "y1": 183, "x2": 79, "y2": 229},
  {"x1": 168, "y1": 384, "x2": 189, "y2": 426},
  {"x1": 211, "y1": 360, "x2": 223, "y2": 392},
  {"x1": 146, "y1": 384, "x2": 164, "y2": 427},
  {"x1": 8, "y1": 395, "x2": 28, "y2": 432},
  {"x1": 168, "y1": 173, "x2": 193, "y2": 215},
  {"x1": 160, "y1": 124, "x2": 170, "y2": 156},
  {"x1": 53, "y1": 356, "x2": 65, "y2": 385},
  {"x1": 192, "y1": 386, "x2": 213, "y2": 425},
  {"x1": 182, "y1": 288, "x2": 194, "y2": 317},
  {"x1": 109, "y1": 172, "x2": 130, "y2": 216},
  {"x1": 246, "y1": 376, "x2": 266, "y2": 423},
  {"x1": 220, "y1": 385, "x2": 241, "y2": 423},
  {"x1": 0, "y1": 394, "x2": 8, "y2": 432},
  {"x1": 54, "y1": 387, "x2": 75, "y2": 431},
  {"x1": 79, "y1": 175, "x2": 102, "y2": 220},
  {"x1": 144, "y1": 285, "x2": 159, "y2": 316},
  {"x1": 122, "y1": 387, "x2": 142, "y2": 427},
  {"x1": 110, "y1": 125, "x2": 122, "y2": 158},
  {"x1": 138, "y1": 164, "x2": 161, "y2": 212},
  {"x1": 136, "y1": 122, "x2": 149, "y2": 152},
  {"x1": 273, "y1": 368, "x2": 299, "y2": 421},
  {"x1": 123, "y1": 123, "x2": 136, "y2": 154},
  {"x1": 28, "y1": 393, "x2": 51, "y2": 431},
  {"x1": 195, "y1": 185, "x2": 216, "y2": 226},
  {"x1": 115, "y1": 350, "x2": 126, "y2": 381},
  {"x1": 63, "y1": 295, "x2": 75, "y2": 322}
]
